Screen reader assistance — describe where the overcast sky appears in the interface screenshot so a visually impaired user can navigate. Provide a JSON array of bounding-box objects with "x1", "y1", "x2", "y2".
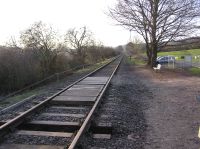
[{"x1": 0, "y1": 0, "x2": 136, "y2": 47}]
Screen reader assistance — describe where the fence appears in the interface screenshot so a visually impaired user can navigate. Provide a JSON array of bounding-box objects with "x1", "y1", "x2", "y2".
[{"x1": 162, "y1": 56, "x2": 200, "y2": 69}]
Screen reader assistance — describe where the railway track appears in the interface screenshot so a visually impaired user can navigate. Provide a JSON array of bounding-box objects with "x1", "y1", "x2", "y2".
[{"x1": 0, "y1": 56, "x2": 122, "y2": 149}]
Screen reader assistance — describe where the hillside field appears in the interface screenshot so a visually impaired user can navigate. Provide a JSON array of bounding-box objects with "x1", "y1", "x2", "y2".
[{"x1": 158, "y1": 49, "x2": 200, "y2": 59}]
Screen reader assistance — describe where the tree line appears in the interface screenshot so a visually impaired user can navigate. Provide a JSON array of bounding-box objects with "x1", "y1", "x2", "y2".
[{"x1": 0, "y1": 21, "x2": 118, "y2": 93}]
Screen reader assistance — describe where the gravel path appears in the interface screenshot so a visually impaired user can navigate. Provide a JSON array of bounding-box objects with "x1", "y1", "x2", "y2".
[
  {"x1": 79, "y1": 57, "x2": 200, "y2": 149},
  {"x1": 134, "y1": 66, "x2": 200, "y2": 149}
]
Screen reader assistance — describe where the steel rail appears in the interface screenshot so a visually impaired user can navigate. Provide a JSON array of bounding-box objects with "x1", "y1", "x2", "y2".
[
  {"x1": 0, "y1": 56, "x2": 120, "y2": 139},
  {"x1": 68, "y1": 56, "x2": 123, "y2": 149}
]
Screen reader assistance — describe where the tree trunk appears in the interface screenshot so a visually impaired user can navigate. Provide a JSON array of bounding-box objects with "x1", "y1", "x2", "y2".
[
  {"x1": 146, "y1": 45, "x2": 151, "y2": 65},
  {"x1": 77, "y1": 48, "x2": 85, "y2": 64},
  {"x1": 150, "y1": 45, "x2": 157, "y2": 67}
]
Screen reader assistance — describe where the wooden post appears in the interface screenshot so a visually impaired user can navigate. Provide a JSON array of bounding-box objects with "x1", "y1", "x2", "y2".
[{"x1": 56, "y1": 73, "x2": 59, "y2": 82}]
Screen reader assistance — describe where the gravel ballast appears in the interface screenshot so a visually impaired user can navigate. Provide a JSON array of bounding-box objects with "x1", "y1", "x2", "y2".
[
  {"x1": 79, "y1": 57, "x2": 153, "y2": 148},
  {"x1": 0, "y1": 58, "x2": 121, "y2": 146},
  {"x1": 0, "y1": 57, "x2": 119, "y2": 121},
  {"x1": 4, "y1": 134, "x2": 71, "y2": 146}
]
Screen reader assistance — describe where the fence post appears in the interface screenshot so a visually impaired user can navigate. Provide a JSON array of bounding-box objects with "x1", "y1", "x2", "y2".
[{"x1": 56, "y1": 73, "x2": 59, "y2": 82}]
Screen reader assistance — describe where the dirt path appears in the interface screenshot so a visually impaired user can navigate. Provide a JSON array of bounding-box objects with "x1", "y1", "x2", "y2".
[{"x1": 134, "y1": 67, "x2": 200, "y2": 149}]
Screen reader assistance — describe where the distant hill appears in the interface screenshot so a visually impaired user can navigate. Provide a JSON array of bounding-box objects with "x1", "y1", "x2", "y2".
[
  {"x1": 115, "y1": 37, "x2": 200, "y2": 54},
  {"x1": 161, "y1": 37, "x2": 200, "y2": 52}
]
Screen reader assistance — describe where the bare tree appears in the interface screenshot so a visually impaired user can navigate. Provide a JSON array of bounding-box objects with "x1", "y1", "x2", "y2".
[
  {"x1": 132, "y1": 37, "x2": 144, "y2": 54},
  {"x1": 5, "y1": 36, "x2": 21, "y2": 49},
  {"x1": 109, "y1": 0, "x2": 200, "y2": 67},
  {"x1": 64, "y1": 26, "x2": 95, "y2": 63},
  {"x1": 20, "y1": 21, "x2": 57, "y2": 76}
]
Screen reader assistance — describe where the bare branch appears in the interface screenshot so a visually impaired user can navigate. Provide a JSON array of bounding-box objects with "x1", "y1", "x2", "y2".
[
  {"x1": 64, "y1": 26, "x2": 95, "y2": 63},
  {"x1": 109, "y1": 0, "x2": 200, "y2": 67}
]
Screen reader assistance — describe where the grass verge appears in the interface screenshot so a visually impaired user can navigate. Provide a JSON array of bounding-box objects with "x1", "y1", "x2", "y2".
[
  {"x1": 75, "y1": 58, "x2": 111, "y2": 74},
  {"x1": 127, "y1": 56, "x2": 146, "y2": 66},
  {"x1": 0, "y1": 89, "x2": 42, "y2": 108},
  {"x1": 188, "y1": 67, "x2": 200, "y2": 76}
]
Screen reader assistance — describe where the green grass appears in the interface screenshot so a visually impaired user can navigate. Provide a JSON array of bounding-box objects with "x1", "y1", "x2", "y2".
[
  {"x1": 75, "y1": 58, "x2": 112, "y2": 74},
  {"x1": 158, "y1": 49, "x2": 200, "y2": 61},
  {"x1": 0, "y1": 89, "x2": 42, "y2": 107},
  {"x1": 188, "y1": 67, "x2": 200, "y2": 76},
  {"x1": 127, "y1": 56, "x2": 146, "y2": 66}
]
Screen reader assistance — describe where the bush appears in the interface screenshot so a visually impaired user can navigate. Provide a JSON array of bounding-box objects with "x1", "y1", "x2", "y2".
[
  {"x1": 85, "y1": 46, "x2": 118, "y2": 64},
  {"x1": 0, "y1": 45, "x2": 118, "y2": 94},
  {"x1": 0, "y1": 47, "x2": 41, "y2": 92}
]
